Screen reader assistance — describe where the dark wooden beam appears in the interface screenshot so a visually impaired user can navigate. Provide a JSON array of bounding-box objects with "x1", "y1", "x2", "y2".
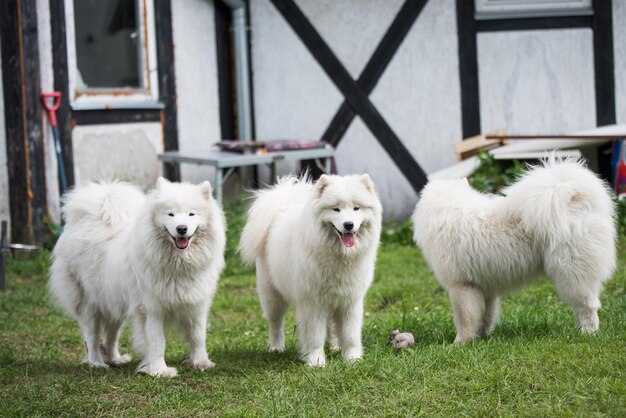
[
  {"x1": 215, "y1": 0, "x2": 236, "y2": 140},
  {"x1": 72, "y1": 108, "x2": 162, "y2": 125},
  {"x1": 592, "y1": 0, "x2": 615, "y2": 126},
  {"x1": 321, "y1": 0, "x2": 427, "y2": 147},
  {"x1": 270, "y1": 0, "x2": 428, "y2": 193},
  {"x1": 456, "y1": 0, "x2": 481, "y2": 138},
  {"x1": 154, "y1": 0, "x2": 180, "y2": 180},
  {"x1": 49, "y1": 0, "x2": 75, "y2": 188},
  {"x1": 476, "y1": 15, "x2": 592, "y2": 32},
  {"x1": 0, "y1": 0, "x2": 47, "y2": 244}
]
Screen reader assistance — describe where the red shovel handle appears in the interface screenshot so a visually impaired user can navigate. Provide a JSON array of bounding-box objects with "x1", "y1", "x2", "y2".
[{"x1": 41, "y1": 92, "x2": 62, "y2": 126}]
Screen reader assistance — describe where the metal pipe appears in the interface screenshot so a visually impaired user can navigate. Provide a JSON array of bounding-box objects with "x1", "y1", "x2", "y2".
[{"x1": 221, "y1": 0, "x2": 253, "y2": 140}]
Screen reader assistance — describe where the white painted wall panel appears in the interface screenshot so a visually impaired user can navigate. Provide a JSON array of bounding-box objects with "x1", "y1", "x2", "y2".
[
  {"x1": 478, "y1": 29, "x2": 596, "y2": 134},
  {"x1": 614, "y1": 0, "x2": 626, "y2": 124},
  {"x1": 294, "y1": 0, "x2": 404, "y2": 79},
  {"x1": 72, "y1": 123, "x2": 163, "y2": 189},
  {"x1": 172, "y1": 0, "x2": 222, "y2": 184},
  {"x1": 370, "y1": 0, "x2": 461, "y2": 176},
  {"x1": 251, "y1": 0, "x2": 344, "y2": 141}
]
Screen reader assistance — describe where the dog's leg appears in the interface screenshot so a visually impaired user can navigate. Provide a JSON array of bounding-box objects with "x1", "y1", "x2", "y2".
[
  {"x1": 181, "y1": 304, "x2": 215, "y2": 371},
  {"x1": 335, "y1": 302, "x2": 364, "y2": 361},
  {"x1": 131, "y1": 307, "x2": 148, "y2": 358},
  {"x1": 136, "y1": 314, "x2": 177, "y2": 377},
  {"x1": 102, "y1": 320, "x2": 131, "y2": 366},
  {"x1": 480, "y1": 296, "x2": 501, "y2": 337},
  {"x1": 257, "y1": 261, "x2": 288, "y2": 352},
  {"x1": 78, "y1": 313, "x2": 108, "y2": 368},
  {"x1": 296, "y1": 304, "x2": 327, "y2": 367},
  {"x1": 448, "y1": 283, "x2": 485, "y2": 344},
  {"x1": 552, "y1": 272, "x2": 602, "y2": 334},
  {"x1": 326, "y1": 318, "x2": 340, "y2": 351}
]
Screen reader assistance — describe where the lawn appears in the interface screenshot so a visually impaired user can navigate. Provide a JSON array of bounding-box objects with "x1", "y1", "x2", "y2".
[{"x1": 1, "y1": 200, "x2": 625, "y2": 416}]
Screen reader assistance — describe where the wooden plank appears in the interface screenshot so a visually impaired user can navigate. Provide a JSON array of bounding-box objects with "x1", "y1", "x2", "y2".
[
  {"x1": 270, "y1": 0, "x2": 428, "y2": 193},
  {"x1": 476, "y1": 16, "x2": 592, "y2": 32},
  {"x1": 592, "y1": 0, "x2": 616, "y2": 126},
  {"x1": 0, "y1": 0, "x2": 47, "y2": 244},
  {"x1": 154, "y1": 0, "x2": 180, "y2": 181},
  {"x1": 321, "y1": 0, "x2": 427, "y2": 147},
  {"x1": 455, "y1": 0, "x2": 481, "y2": 138},
  {"x1": 49, "y1": 0, "x2": 75, "y2": 187},
  {"x1": 73, "y1": 109, "x2": 162, "y2": 125}
]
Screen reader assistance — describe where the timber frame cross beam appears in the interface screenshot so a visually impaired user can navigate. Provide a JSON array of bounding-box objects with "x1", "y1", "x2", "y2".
[{"x1": 269, "y1": 0, "x2": 429, "y2": 193}]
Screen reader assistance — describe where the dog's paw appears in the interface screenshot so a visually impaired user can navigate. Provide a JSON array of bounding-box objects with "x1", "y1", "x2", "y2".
[
  {"x1": 83, "y1": 359, "x2": 110, "y2": 369},
  {"x1": 183, "y1": 357, "x2": 216, "y2": 371},
  {"x1": 269, "y1": 345, "x2": 285, "y2": 353},
  {"x1": 107, "y1": 354, "x2": 132, "y2": 366},
  {"x1": 136, "y1": 362, "x2": 178, "y2": 377},
  {"x1": 302, "y1": 350, "x2": 326, "y2": 367},
  {"x1": 580, "y1": 323, "x2": 599, "y2": 335},
  {"x1": 342, "y1": 347, "x2": 363, "y2": 362}
]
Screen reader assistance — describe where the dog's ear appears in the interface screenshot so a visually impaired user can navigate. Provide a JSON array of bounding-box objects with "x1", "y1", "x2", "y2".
[
  {"x1": 156, "y1": 177, "x2": 169, "y2": 189},
  {"x1": 199, "y1": 181, "x2": 213, "y2": 200},
  {"x1": 360, "y1": 174, "x2": 375, "y2": 194},
  {"x1": 315, "y1": 174, "x2": 331, "y2": 198}
]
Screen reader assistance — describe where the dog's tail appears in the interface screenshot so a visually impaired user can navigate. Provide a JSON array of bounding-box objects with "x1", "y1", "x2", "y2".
[
  {"x1": 502, "y1": 155, "x2": 616, "y2": 246},
  {"x1": 239, "y1": 176, "x2": 308, "y2": 264},
  {"x1": 62, "y1": 181, "x2": 145, "y2": 229}
]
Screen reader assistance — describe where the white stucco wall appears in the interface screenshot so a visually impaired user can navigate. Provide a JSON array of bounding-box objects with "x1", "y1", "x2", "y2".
[
  {"x1": 614, "y1": 0, "x2": 626, "y2": 124},
  {"x1": 172, "y1": 0, "x2": 222, "y2": 186},
  {"x1": 0, "y1": 32, "x2": 9, "y2": 232},
  {"x1": 251, "y1": 0, "x2": 461, "y2": 219},
  {"x1": 477, "y1": 29, "x2": 596, "y2": 134},
  {"x1": 71, "y1": 123, "x2": 163, "y2": 189}
]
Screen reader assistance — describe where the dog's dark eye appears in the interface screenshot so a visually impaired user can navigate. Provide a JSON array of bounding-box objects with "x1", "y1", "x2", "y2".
[
  {"x1": 168, "y1": 213, "x2": 174, "y2": 217},
  {"x1": 332, "y1": 208, "x2": 340, "y2": 212},
  {"x1": 189, "y1": 213, "x2": 195, "y2": 217},
  {"x1": 354, "y1": 207, "x2": 360, "y2": 211}
]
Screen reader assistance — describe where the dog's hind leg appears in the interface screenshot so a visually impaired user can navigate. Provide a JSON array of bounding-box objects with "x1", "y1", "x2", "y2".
[
  {"x1": 549, "y1": 266, "x2": 602, "y2": 334},
  {"x1": 257, "y1": 260, "x2": 288, "y2": 352},
  {"x1": 78, "y1": 313, "x2": 108, "y2": 367},
  {"x1": 480, "y1": 296, "x2": 500, "y2": 337},
  {"x1": 326, "y1": 318, "x2": 340, "y2": 351},
  {"x1": 102, "y1": 319, "x2": 131, "y2": 366},
  {"x1": 449, "y1": 283, "x2": 485, "y2": 344}
]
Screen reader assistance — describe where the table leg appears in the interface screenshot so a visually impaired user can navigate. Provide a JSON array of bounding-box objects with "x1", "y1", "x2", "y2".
[
  {"x1": 324, "y1": 157, "x2": 331, "y2": 174},
  {"x1": 215, "y1": 168, "x2": 223, "y2": 206}
]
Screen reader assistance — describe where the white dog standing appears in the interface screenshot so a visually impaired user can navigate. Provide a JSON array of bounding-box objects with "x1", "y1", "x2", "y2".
[
  {"x1": 239, "y1": 174, "x2": 382, "y2": 366},
  {"x1": 49, "y1": 178, "x2": 225, "y2": 377},
  {"x1": 412, "y1": 158, "x2": 616, "y2": 343}
]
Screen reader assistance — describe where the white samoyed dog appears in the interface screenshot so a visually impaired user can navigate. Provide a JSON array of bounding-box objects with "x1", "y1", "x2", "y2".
[
  {"x1": 239, "y1": 174, "x2": 382, "y2": 366},
  {"x1": 49, "y1": 178, "x2": 225, "y2": 377},
  {"x1": 412, "y1": 158, "x2": 616, "y2": 343}
]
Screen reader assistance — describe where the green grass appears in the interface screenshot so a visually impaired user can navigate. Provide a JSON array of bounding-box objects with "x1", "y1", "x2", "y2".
[{"x1": 1, "y1": 203, "x2": 625, "y2": 416}]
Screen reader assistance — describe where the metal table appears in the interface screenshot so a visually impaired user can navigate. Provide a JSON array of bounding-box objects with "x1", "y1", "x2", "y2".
[{"x1": 158, "y1": 146, "x2": 334, "y2": 204}]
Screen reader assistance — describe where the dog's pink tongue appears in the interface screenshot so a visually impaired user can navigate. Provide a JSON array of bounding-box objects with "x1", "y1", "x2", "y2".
[
  {"x1": 175, "y1": 237, "x2": 189, "y2": 249},
  {"x1": 341, "y1": 233, "x2": 356, "y2": 248}
]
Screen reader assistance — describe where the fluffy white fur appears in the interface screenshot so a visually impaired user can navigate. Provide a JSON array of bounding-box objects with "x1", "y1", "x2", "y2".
[
  {"x1": 412, "y1": 158, "x2": 616, "y2": 343},
  {"x1": 239, "y1": 174, "x2": 382, "y2": 366},
  {"x1": 49, "y1": 178, "x2": 225, "y2": 377}
]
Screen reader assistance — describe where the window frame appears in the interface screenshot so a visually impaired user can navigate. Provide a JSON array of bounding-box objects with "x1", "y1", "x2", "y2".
[{"x1": 64, "y1": 0, "x2": 161, "y2": 110}]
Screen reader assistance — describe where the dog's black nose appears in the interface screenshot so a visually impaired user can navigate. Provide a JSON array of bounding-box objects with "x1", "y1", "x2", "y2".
[
  {"x1": 176, "y1": 225, "x2": 188, "y2": 235},
  {"x1": 343, "y1": 221, "x2": 354, "y2": 231}
]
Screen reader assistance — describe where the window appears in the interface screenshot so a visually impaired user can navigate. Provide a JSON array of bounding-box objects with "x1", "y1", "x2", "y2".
[
  {"x1": 475, "y1": 0, "x2": 593, "y2": 20},
  {"x1": 65, "y1": 0, "x2": 160, "y2": 109}
]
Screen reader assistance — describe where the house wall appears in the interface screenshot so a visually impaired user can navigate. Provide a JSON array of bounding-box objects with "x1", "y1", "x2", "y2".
[
  {"x1": 615, "y1": 0, "x2": 626, "y2": 124},
  {"x1": 250, "y1": 0, "x2": 461, "y2": 220},
  {"x1": 250, "y1": 0, "x2": 623, "y2": 220},
  {"x1": 171, "y1": 0, "x2": 222, "y2": 185}
]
